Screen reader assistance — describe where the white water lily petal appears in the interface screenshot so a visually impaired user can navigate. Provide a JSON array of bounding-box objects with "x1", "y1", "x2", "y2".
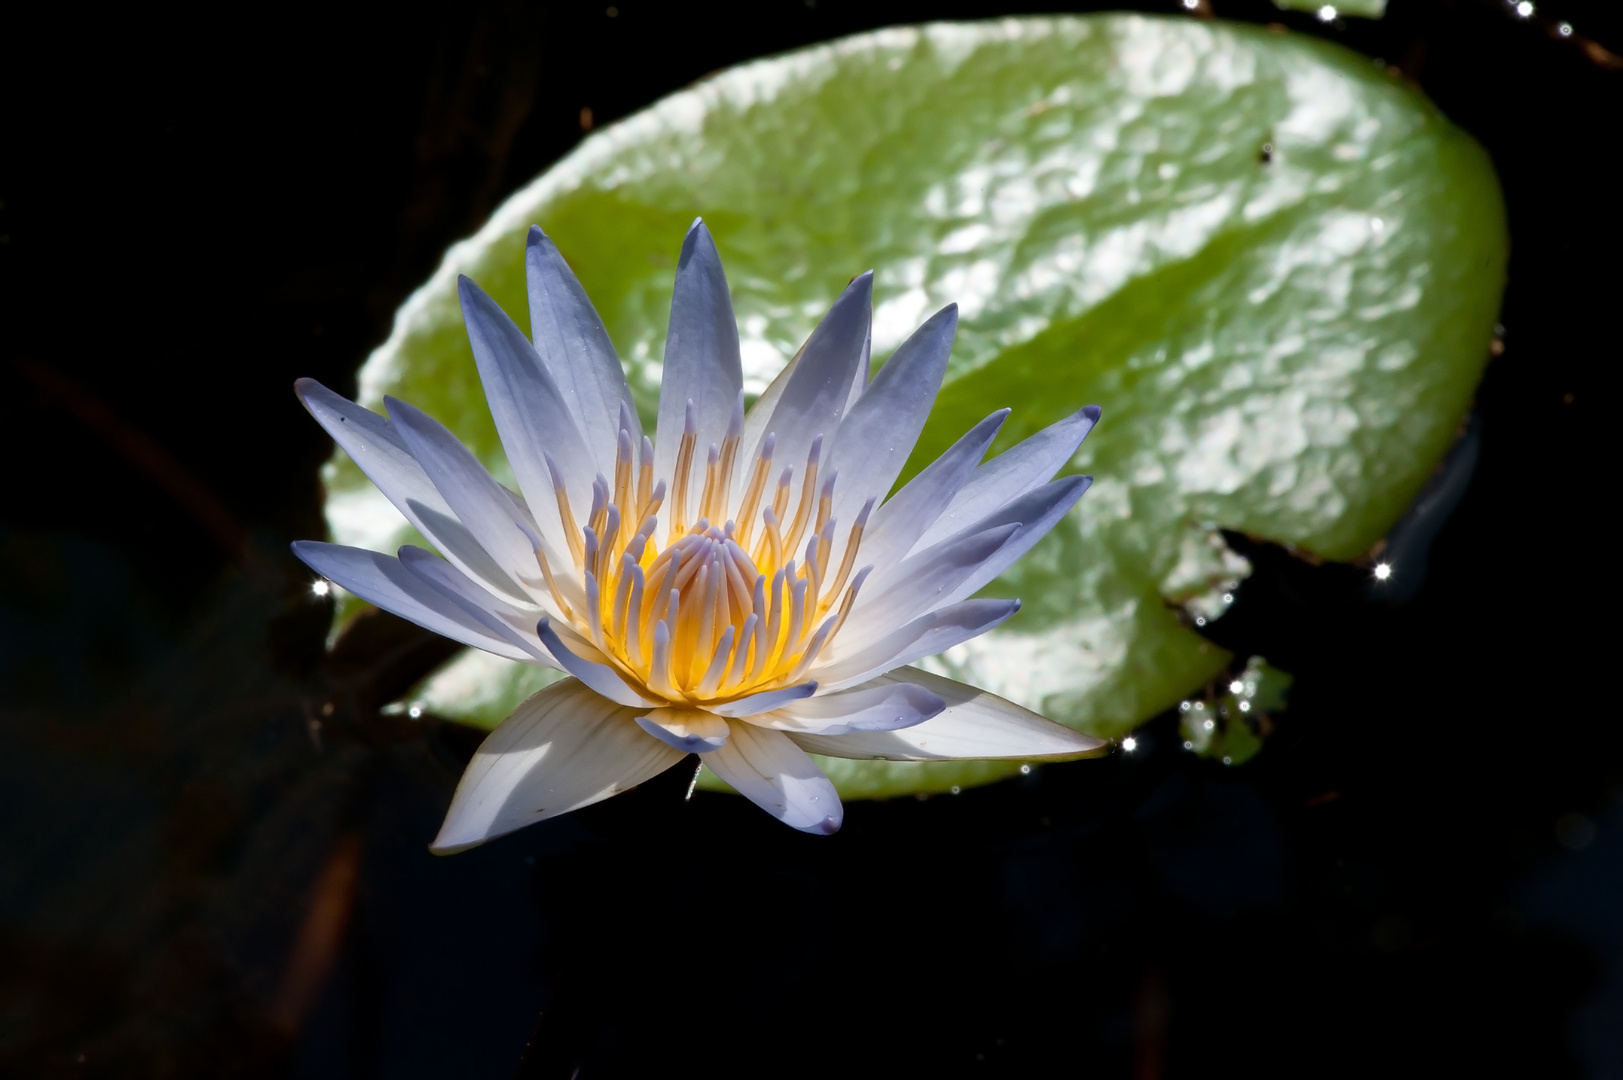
[
  {"x1": 537, "y1": 618, "x2": 662, "y2": 708},
  {"x1": 704, "y1": 721, "x2": 843, "y2": 834},
  {"x1": 928, "y1": 473, "x2": 1095, "y2": 609},
  {"x1": 635, "y1": 707, "x2": 730, "y2": 753},
  {"x1": 525, "y1": 226, "x2": 641, "y2": 472},
  {"x1": 293, "y1": 541, "x2": 536, "y2": 661},
  {"x1": 707, "y1": 681, "x2": 819, "y2": 718},
  {"x1": 745, "y1": 680, "x2": 945, "y2": 735},
  {"x1": 788, "y1": 668, "x2": 1107, "y2": 761},
  {"x1": 295, "y1": 379, "x2": 526, "y2": 601},
  {"x1": 431, "y1": 679, "x2": 685, "y2": 852},
  {"x1": 655, "y1": 220, "x2": 743, "y2": 490},
  {"x1": 459, "y1": 276, "x2": 597, "y2": 531},
  {"x1": 827, "y1": 303, "x2": 958, "y2": 529},
  {"x1": 396, "y1": 546, "x2": 558, "y2": 666},
  {"x1": 918, "y1": 404, "x2": 1101, "y2": 549},
  {"x1": 846, "y1": 523, "x2": 1020, "y2": 642},
  {"x1": 858, "y1": 409, "x2": 1008, "y2": 575},
  {"x1": 744, "y1": 272, "x2": 873, "y2": 474},
  {"x1": 812, "y1": 598, "x2": 1022, "y2": 692},
  {"x1": 385, "y1": 395, "x2": 555, "y2": 597}
]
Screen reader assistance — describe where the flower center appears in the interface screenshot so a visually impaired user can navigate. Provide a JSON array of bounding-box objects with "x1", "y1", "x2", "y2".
[{"x1": 524, "y1": 400, "x2": 873, "y2": 707}]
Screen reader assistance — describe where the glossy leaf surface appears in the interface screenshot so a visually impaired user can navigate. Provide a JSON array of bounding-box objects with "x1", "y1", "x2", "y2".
[{"x1": 324, "y1": 15, "x2": 1505, "y2": 798}]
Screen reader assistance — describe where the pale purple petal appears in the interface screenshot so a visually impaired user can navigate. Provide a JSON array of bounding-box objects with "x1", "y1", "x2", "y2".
[
  {"x1": 292, "y1": 541, "x2": 536, "y2": 661},
  {"x1": 927, "y1": 473, "x2": 1094, "y2": 609},
  {"x1": 703, "y1": 722, "x2": 842, "y2": 834},
  {"x1": 787, "y1": 667, "x2": 1107, "y2": 761},
  {"x1": 917, "y1": 405, "x2": 1100, "y2": 550},
  {"x1": 459, "y1": 275, "x2": 597, "y2": 531},
  {"x1": 525, "y1": 225, "x2": 640, "y2": 472},
  {"x1": 707, "y1": 681, "x2": 818, "y2": 718},
  {"x1": 654, "y1": 220, "x2": 743, "y2": 488},
  {"x1": 294, "y1": 378, "x2": 526, "y2": 601},
  {"x1": 635, "y1": 707, "x2": 730, "y2": 752},
  {"x1": 743, "y1": 679, "x2": 944, "y2": 736},
  {"x1": 810, "y1": 598, "x2": 1021, "y2": 692},
  {"x1": 743, "y1": 272, "x2": 873, "y2": 477},
  {"x1": 858, "y1": 409, "x2": 1007, "y2": 574},
  {"x1": 385, "y1": 395, "x2": 551, "y2": 590},
  {"x1": 846, "y1": 523, "x2": 1020, "y2": 645},
  {"x1": 827, "y1": 304, "x2": 957, "y2": 527},
  {"x1": 395, "y1": 546, "x2": 558, "y2": 666},
  {"x1": 431, "y1": 679, "x2": 684, "y2": 852},
  {"x1": 537, "y1": 618, "x2": 661, "y2": 708}
]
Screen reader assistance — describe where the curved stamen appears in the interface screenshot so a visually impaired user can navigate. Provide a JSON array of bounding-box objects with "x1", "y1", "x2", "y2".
[
  {"x1": 544, "y1": 451, "x2": 585, "y2": 566},
  {"x1": 782, "y1": 434, "x2": 823, "y2": 559},
  {"x1": 697, "y1": 625, "x2": 735, "y2": 698},
  {"x1": 670, "y1": 400, "x2": 698, "y2": 535},
  {"x1": 734, "y1": 432, "x2": 775, "y2": 549}
]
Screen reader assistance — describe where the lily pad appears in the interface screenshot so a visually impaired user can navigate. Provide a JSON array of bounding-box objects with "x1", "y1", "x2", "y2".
[{"x1": 324, "y1": 15, "x2": 1504, "y2": 799}]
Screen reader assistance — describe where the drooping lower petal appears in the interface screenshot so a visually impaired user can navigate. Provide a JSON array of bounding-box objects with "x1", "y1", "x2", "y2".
[
  {"x1": 703, "y1": 721, "x2": 843, "y2": 834},
  {"x1": 785, "y1": 667, "x2": 1107, "y2": 761},
  {"x1": 431, "y1": 679, "x2": 685, "y2": 853}
]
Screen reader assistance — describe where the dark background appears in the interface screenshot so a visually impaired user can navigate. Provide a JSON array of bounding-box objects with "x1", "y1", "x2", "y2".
[{"x1": 1, "y1": 1, "x2": 1617, "y2": 1076}]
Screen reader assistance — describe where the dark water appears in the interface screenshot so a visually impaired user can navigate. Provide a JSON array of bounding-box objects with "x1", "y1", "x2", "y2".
[{"x1": 2, "y1": 1, "x2": 1617, "y2": 1076}]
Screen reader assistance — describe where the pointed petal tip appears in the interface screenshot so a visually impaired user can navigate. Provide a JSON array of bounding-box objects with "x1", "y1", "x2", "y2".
[
  {"x1": 290, "y1": 539, "x2": 323, "y2": 563},
  {"x1": 292, "y1": 376, "x2": 320, "y2": 400},
  {"x1": 1083, "y1": 404, "x2": 1102, "y2": 423},
  {"x1": 676, "y1": 218, "x2": 718, "y2": 268},
  {"x1": 428, "y1": 834, "x2": 485, "y2": 856},
  {"x1": 527, "y1": 223, "x2": 545, "y2": 244}
]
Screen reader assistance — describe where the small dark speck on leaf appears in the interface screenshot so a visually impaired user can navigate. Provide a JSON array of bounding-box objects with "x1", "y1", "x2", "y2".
[{"x1": 1259, "y1": 142, "x2": 1274, "y2": 164}]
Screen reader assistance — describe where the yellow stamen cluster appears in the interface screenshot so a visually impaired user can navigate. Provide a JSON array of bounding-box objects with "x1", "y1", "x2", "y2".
[{"x1": 528, "y1": 401, "x2": 873, "y2": 707}]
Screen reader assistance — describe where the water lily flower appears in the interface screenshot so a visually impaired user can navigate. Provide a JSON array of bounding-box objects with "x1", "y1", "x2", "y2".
[{"x1": 294, "y1": 221, "x2": 1105, "y2": 846}]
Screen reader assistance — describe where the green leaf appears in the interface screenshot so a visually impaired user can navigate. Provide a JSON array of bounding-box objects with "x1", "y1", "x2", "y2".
[{"x1": 322, "y1": 15, "x2": 1504, "y2": 799}]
